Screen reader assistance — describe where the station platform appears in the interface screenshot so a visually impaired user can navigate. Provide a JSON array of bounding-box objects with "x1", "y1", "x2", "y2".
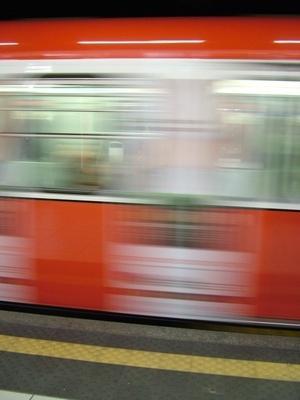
[{"x1": 0, "y1": 309, "x2": 299, "y2": 400}]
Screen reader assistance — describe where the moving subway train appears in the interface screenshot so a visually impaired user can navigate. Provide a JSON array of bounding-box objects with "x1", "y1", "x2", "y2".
[{"x1": 0, "y1": 17, "x2": 300, "y2": 326}]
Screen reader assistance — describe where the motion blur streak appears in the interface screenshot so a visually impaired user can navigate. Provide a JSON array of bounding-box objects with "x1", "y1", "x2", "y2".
[{"x1": 0, "y1": 18, "x2": 300, "y2": 325}]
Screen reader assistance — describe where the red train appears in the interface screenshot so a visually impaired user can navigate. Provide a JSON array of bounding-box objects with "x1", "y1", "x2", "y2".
[{"x1": 0, "y1": 17, "x2": 300, "y2": 326}]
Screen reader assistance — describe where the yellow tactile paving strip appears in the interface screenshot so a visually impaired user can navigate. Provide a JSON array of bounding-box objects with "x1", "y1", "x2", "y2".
[{"x1": 0, "y1": 334, "x2": 299, "y2": 382}]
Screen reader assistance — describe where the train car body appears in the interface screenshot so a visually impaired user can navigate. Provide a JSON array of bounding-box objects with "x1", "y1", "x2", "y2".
[{"x1": 0, "y1": 17, "x2": 299, "y2": 326}]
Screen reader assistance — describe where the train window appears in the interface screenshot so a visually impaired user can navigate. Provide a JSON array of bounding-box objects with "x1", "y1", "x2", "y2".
[
  {"x1": 1, "y1": 68, "x2": 300, "y2": 204},
  {"x1": 214, "y1": 79, "x2": 300, "y2": 202},
  {"x1": 0, "y1": 76, "x2": 163, "y2": 194}
]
